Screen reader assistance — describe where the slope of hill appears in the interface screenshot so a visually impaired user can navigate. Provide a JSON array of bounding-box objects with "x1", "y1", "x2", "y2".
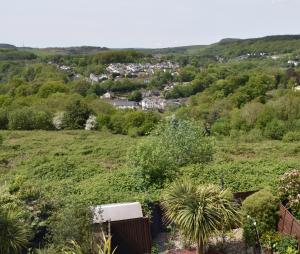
[
  {"x1": 0, "y1": 43, "x2": 17, "y2": 49},
  {"x1": 140, "y1": 35, "x2": 300, "y2": 57}
]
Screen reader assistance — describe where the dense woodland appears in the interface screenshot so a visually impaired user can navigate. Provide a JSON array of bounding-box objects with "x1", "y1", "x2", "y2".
[{"x1": 1, "y1": 35, "x2": 300, "y2": 253}]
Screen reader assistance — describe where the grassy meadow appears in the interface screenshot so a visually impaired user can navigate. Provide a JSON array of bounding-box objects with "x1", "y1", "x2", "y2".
[{"x1": 0, "y1": 130, "x2": 298, "y2": 208}]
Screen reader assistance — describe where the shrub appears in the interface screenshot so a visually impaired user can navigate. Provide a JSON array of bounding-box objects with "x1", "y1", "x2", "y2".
[
  {"x1": 242, "y1": 128, "x2": 264, "y2": 143},
  {"x1": 85, "y1": 115, "x2": 97, "y2": 130},
  {"x1": 61, "y1": 99, "x2": 93, "y2": 129},
  {"x1": 38, "y1": 82, "x2": 69, "y2": 98},
  {"x1": 264, "y1": 119, "x2": 286, "y2": 140},
  {"x1": 0, "y1": 108, "x2": 8, "y2": 129},
  {"x1": 128, "y1": 119, "x2": 213, "y2": 186},
  {"x1": 242, "y1": 189, "x2": 279, "y2": 247},
  {"x1": 278, "y1": 169, "x2": 300, "y2": 219},
  {"x1": 128, "y1": 137, "x2": 176, "y2": 186},
  {"x1": 282, "y1": 131, "x2": 300, "y2": 142},
  {"x1": 8, "y1": 108, "x2": 53, "y2": 130},
  {"x1": 261, "y1": 231, "x2": 298, "y2": 254},
  {"x1": 211, "y1": 117, "x2": 231, "y2": 136},
  {"x1": 49, "y1": 204, "x2": 92, "y2": 252},
  {"x1": 0, "y1": 205, "x2": 31, "y2": 254},
  {"x1": 52, "y1": 112, "x2": 64, "y2": 130}
]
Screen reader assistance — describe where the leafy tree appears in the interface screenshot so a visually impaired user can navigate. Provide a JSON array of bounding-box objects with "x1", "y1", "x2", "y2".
[
  {"x1": 128, "y1": 90, "x2": 142, "y2": 102},
  {"x1": 8, "y1": 108, "x2": 53, "y2": 130},
  {"x1": 62, "y1": 99, "x2": 92, "y2": 129},
  {"x1": 128, "y1": 119, "x2": 213, "y2": 186},
  {"x1": 38, "y1": 82, "x2": 69, "y2": 98},
  {"x1": 163, "y1": 180, "x2": 240, "y2": 254}
]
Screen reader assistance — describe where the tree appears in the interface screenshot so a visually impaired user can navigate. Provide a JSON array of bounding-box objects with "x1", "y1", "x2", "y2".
[
  {"x1": 62, "y1": 99, "x2": 93, "y2": 129},
  {"x1": 0, "y1": 206, "x2": 30, "y2": 254},
  {"x1": 128, "y1": 90, "x2": 142, "y2": 102},
  {"x1": 128, "y1": 119, "x2": 213, "y2": 186},
  {"x1": 163, "y1": 180, "x2": 240, "y2": 254}
]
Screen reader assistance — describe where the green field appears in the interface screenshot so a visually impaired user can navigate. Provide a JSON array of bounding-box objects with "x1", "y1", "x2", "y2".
[{"x1": 1, "y1": 130, "x2": 298, "y2": 208}]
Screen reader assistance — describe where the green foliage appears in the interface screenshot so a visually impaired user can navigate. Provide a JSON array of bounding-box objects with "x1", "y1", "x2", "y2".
[
  {"x1": 128, "y1": 90, "x2": 142, "y2": 102},
  {"x1": 0, "y1": 108, "x2": 8, "y2": 129},
  {"x1": 283, "y1": 131, "x2": 300, "y2": 142},
  {"x1": 0, "y1": 205, "x2": 31, "y2": 254},
  {"x1": 264, "y1": 119, "x2": 286, "y2": 140},
  {"x1": 99, "y1": 110, "x2": 160, "y2": 136},
  {"x1": 128, "y1": 119, "x2": 213, "y2": 186},
  {"x1": 242, "y1": 189, "x2": 279, "y2": 247},
  {"x1": 278, "y1": 169, "x2": 300, "y2": 218},
  {"x1": 162, "y1": 180, "x2": 240, "y2": 254},
  {"x1": 62, "y1": 99, "x2": 92, "y2": 129},
  {"x1": 49, "y1": 204, "x2": 92, "y2": 252},
  {"x1": 38, "y1": 82, "x2": 69, "y2": 98},
  {"x1": 8, "y1": 108, "x2": 53, "y2": 130},
  {"x1": 92, "y1": 50, "x2": 147, "y2": 64},
  {"x1": 261, "y1": 231, "x2": 298, "y2": 254}
]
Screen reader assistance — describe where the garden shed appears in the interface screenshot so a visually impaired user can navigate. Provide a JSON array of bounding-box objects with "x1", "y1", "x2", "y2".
[{"x1": 92, "y1": 202, "x2": 152, "y2": 254}]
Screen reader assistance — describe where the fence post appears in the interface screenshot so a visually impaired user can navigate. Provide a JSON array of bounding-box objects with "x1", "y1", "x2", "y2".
[
  {"x1": 290, "y1": 217, "x2": 294, "y2": 235},
  {"x1": 281, "y1": 205, "x2": 287, "y2": 232}
]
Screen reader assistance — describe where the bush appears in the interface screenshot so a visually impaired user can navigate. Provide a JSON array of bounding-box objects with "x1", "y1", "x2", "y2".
[
  {"x1": 61, "y1": 99, "x2": 92, "y2": 129},
  {"x1": 261, "y1": 231, "x2": 298, "y2": 254},
  {"x1": 264, "y1": 119, "x2": 286, "y2": 140},
  {"x1": 8, "y1": 108, "x2": 53, "y2": 130},
  {"x1": 49, "y1": 204, "x2": 92, "y2": 252},
  {"x1": 128, "y1": 119, "x2": 213, "y2": 186},
  {"x1": 211, "y1": 117, "x2": 231, "y2": 136},
  {"x1": 278, "y1": 169, "x2": 300, "y2": 219},
  {"x1": 242, "y1": 189, "x2": 279, "y2": 247},
  {"x1": 242, "y1": 128, "x2": 264, "y2": 143},
  {"x1": 38, "y1": 82, "x2": 69, "y2": 98},
  {"x1": 0, "y1": 108, "x2": 8, "y2": 129},
  {"x1": 282, "y1": 131, "x2": 300, "y2": 142}
]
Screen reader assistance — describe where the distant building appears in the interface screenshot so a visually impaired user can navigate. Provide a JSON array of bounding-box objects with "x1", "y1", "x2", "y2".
[
  {"x1": 141, "y1": 97, "x2": 166, "y2": 111},
  {"x1": 101, "y1": 91, "x2": 114, "y2": 99},
  {"x1": 89, "y1": 73, "x2": 99, "y2": 82},
  {"x1": 288, "y1": 60, "x2": 299, "y2": 67},
  {"x1": 107, "y1": 99, "x2": 139, "y2": 109}
]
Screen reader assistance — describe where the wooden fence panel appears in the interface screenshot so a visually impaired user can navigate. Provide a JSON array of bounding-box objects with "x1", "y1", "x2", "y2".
[
  {"x1": 110, "y1": 217, "x2": 152, "y2": 254},
  {"x1": 278, "y1": 204, "x2": 300, "y2": 249}
]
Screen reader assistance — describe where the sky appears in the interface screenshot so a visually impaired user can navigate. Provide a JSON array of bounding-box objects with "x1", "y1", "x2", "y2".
[{"x1": 1, "y1": 0, "x2": 300, "y2": 48}]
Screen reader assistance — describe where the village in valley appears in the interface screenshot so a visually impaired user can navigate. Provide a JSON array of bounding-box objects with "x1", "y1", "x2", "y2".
[{"x1": 48, "y1": 60, "x2": 187, "y2": 111}]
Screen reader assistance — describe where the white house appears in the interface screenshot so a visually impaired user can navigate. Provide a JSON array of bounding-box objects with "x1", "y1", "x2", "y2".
[
  {"x1": 89, "y1": 73, "x2": 99, "y2": 82},
  {"x1": 141, "y1": 97, "x2": 166, "y2": 111},
  {"x1": 101, "y1": 91, "x2": 114, "y2": 99},
  {"x1": 288, "y1": 60, "x2": 299, "y2": 67}
]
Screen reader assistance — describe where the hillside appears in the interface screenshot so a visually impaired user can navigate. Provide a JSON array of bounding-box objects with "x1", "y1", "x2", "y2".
[
  {"x1": 1, "y1": 130, "x2": 298, "y2": 206},
  {"x1": 141, "y1": 35, "x2": 300, "y2": 57},
  {"x1": 1, "y1": 34, "x2": 300, "y2": 252}
]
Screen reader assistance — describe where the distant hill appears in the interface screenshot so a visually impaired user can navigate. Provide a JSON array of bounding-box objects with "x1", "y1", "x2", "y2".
[
  {"x1": 1, "y1": 34, "x2": 300, "y2": 57},
  {"x1": 139, "y1": 35, "x2": 300, "y2": 57},
  {"x1": 21, "y1": 46, "x2": 109, "y2": 56},
  {"x1": 0, "y1": 44, "x2": 16, "y2": 49}
]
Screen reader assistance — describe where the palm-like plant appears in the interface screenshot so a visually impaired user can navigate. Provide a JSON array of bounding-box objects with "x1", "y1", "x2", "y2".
[
  {"x1": 162, "y1": 180, "x2": 240, "y2": 254},
  {"x1": 0, "y1": 205, "x2": 30, "y2": 254},
  {"x1": 63, "y1": 232, "x2": 116, "y2": 254}
]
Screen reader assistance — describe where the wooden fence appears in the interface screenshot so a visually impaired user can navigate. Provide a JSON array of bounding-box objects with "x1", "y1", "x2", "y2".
[
  {"x1": 278, "y1": 204, "x2": 300, "y2": 249},
  {"x1": 110, "y1": 217, "x2": 152, "y2": 254}
]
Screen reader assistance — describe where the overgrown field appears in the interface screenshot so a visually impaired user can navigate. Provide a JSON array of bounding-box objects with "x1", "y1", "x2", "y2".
[{"x1": 0, "y1": 130, "x2": 299, "y2": 207}]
